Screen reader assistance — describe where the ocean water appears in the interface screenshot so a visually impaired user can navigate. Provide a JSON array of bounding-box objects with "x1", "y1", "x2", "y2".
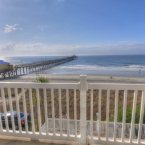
[{"x1": 1, "y1": 55, "x2": 145, "y2": 77}]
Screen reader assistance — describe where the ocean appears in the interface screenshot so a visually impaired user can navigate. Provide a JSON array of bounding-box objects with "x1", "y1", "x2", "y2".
[{"x1": 1, "y1": 55, "x2": 145, "y2": 77}]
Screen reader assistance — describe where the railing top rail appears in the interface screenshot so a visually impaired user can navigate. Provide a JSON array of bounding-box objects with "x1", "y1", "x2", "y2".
[
  {"x1": 0, "y1": 82, "x2": 80, "y2": 89},
  {"x1": 88, "y1": 82, "x2": 145, "y2": 90},
  {"x1": 1, "y1": 81, "x2": 145, "y2": 89}
]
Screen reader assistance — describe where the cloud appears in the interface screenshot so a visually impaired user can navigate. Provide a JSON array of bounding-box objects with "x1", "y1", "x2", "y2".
[
  {"x1": 75, "y1": 42, "x2": 145, "y2": 55},
  {"x1": 3, "y1": 24, "x2": 23, "y2": 33},
  {"x1": 0, "y1": 42, "x2": 76, "y2": 56},
  {"x1": 0, "y1": 42, "x2": 145, "y2": 56},
  {"x1": 4, "y1": 24, "x2": 17, "y2": 33}
]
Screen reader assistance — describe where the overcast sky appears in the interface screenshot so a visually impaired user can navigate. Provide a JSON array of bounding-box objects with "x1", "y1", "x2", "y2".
[{"x1": 0, "y1": 0, "x2": 145, "y2": 56}]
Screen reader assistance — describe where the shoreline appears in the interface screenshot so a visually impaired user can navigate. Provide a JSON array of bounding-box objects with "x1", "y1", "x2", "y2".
[{"x1": 2, "y1": 74, "x2": 145, "y2": 84}]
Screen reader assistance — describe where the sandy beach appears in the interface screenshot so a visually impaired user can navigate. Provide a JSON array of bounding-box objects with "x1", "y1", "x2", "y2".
[{"x1": 2, "y1": 74, "x2": 145, "y2": 84}]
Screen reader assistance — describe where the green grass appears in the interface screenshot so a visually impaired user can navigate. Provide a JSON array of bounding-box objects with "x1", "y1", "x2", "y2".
[
  {"x1": 117, "y1": 104, "x2": 145, "y2": 123},
  {"x1": 35, "y1": 76, "x2": 48, "y2": 83}
]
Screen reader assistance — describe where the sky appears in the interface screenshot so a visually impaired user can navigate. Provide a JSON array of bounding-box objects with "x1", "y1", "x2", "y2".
[{"x1": 0, "y1": 0, "x2": 145, "y2": 56}]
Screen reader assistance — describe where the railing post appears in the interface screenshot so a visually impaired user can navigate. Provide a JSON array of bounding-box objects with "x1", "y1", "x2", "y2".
[{"x1": 80, "y1": 75, "x2": 87, "y2": 145}]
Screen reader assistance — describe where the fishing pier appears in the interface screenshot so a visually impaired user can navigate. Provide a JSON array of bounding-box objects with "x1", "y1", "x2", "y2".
[{"x1": 0, "y1": 55, "x2": 77, "y2": 79}]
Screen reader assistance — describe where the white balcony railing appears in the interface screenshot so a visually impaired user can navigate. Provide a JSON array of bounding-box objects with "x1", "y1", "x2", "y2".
[{"x1": 0, "y1": 75, "x2": 145, "y2": 145}]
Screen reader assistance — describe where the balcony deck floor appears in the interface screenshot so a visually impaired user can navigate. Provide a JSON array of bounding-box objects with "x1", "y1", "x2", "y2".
[{"x1": 0, "y1": 138, "x2": 77, "y2": 145}]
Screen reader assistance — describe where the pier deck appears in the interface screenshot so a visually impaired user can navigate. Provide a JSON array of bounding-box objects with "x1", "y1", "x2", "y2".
[{"x1": 0, "y1": 55, "x2": 77, "y2": 79}]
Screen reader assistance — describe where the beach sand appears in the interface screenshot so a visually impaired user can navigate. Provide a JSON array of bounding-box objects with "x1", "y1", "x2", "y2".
[{"x1": 2, "y1": 74, "x2": 145, "y2": 84}]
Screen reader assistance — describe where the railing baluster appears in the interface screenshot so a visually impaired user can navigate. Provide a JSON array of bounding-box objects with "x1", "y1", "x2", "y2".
[
  {"x1": 0, "y1": 90, "x2": 3, "y2": 131},
  {"x1": 74, "y1": 89, "x2": 77, "y2": 138},
  {"x1": 114, "y1": 90, "x2": 118, "y2": 142},
  {"x1": 66, "y1": 89, "x2": 70, "y2": 136},
  {"x1": 58, "y1": 89, "x2": 62, "y2": 136},
  {"x1": 98, "y1": 89, "x2": 102, "y2": 140},
  {"x1": 15, "y1": 88, "x2": 22, "y2": 133},
  {"x1": 22, "y1": 88, "x2": 28, "y2": 134},
  {"x1": 51, "y1": 88, "x2": 55, "y2": 135},
  {"x1": 121, "y1": 90, "x2": 127, "y2": 143},
  {"x1": 29, "y1": 88, "x2": 35, "y2": 134},
  {"x1": 90, "y1": 89, "x2": 93, "y2": 142},
  {"x1": 106, "y1": 89, "x2": 110, "y2": 141},
  {"x1": 36, "y1": 88, "x2": 42, "y2": 135},
  {"x1": 8, "y1": 88, "x2": 15, "y2": 132},
  {"x1": 130, "y1": 90, "x2": 137, "y2": 143},
  {"x1": 44, "y1": 88, "x2": 48, "y2": 136},
  {"x1": 137, "y1": 90, "x2": 145, "y2": 144},
  {"x1": 1, "y1": 88, "x2": 9, "y2": 132}
]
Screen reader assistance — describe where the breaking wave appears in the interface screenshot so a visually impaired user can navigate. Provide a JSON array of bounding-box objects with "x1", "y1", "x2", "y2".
[{"x1": 58, "y1": 64, "x2": 145, "y2": 71}]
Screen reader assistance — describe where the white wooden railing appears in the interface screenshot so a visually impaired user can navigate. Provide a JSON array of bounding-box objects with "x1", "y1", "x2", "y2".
[{"x1": 0, "y1": 75, "x2": 145, "y2": 145}]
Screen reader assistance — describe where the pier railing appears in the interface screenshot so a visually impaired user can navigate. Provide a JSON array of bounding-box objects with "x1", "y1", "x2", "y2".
[{"x1": 0, "y1": 75, "x2": 145, "y2": 145}]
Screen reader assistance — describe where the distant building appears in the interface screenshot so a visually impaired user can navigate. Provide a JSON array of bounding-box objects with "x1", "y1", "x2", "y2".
[
  {"x1": 0, "y1": 61, "x2": 13, "y2": 73},
  {"x1": 0, "y1": 60, "x2": 9, "y2": 65}
]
